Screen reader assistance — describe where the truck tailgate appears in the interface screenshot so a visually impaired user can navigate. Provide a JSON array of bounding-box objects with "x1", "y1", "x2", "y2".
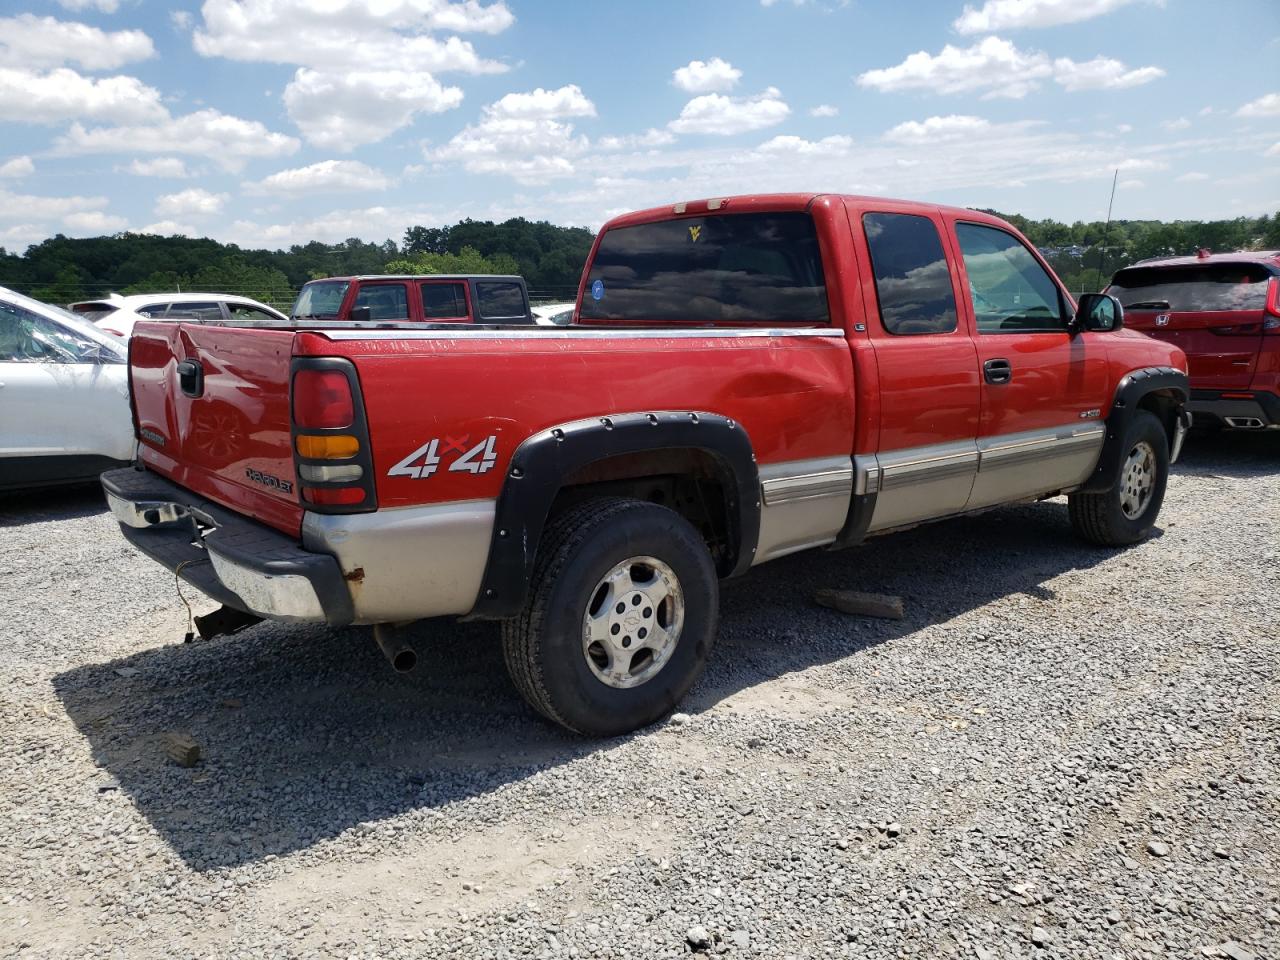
[{"x1": 130, "y1": 322, "x2": 303, "y2": 535}]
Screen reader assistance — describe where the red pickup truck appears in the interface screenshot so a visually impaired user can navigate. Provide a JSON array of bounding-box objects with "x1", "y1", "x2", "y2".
[{"x1": 104, "y1": 194, "x2": 1189, "y2": 736}]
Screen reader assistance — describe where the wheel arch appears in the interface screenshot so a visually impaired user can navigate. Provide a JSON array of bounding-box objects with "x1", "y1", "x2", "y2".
[
  {"x1": 1080, "y1": 365, "x2": 1188, "y2": 494},
  {"x1": 466, "y1": 411, "x2": 760, "y2": 620}
]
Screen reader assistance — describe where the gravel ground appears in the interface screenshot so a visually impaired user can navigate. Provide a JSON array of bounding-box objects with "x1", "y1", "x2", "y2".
[{"x1": 1, "y1": 431, "x2": 1277, "y2": 960}]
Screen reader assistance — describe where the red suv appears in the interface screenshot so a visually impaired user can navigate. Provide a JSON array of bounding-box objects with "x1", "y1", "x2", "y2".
[{"x1": 1108, "y1": 250, "x2": 1280, "y2": 429}]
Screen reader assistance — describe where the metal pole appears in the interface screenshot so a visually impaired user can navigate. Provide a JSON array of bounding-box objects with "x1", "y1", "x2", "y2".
[{"x1": 1093, "y1": 168, "x2": 1119, "y2": 292}]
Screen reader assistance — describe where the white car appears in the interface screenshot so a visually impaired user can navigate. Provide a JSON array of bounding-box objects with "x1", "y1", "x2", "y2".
[
  {"x1": 69, "y1": 292, "x2": 288, "y2": 338},
  {"x1": 531, "y1": 301, "x2": 575, "y2": 326},
  {"x1": 0, "y1": 287, "x2": 134, "y2": 491}
]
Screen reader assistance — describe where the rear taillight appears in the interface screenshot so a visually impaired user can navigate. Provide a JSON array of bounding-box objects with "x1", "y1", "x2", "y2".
[
  {"x1": 291, "y1": 358, "x2": 377, "y2": 513},
  {"x1": 1265, "y1": 278, "x2": 1280, "y2": 335}
]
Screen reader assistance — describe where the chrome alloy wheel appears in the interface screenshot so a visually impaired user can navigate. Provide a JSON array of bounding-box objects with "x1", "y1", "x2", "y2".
[
  {"x1": 1119, "y1": 440, "x2": 1156, "y2": 520},
  {"x1": 582, "y1": 556, "x2": 685, "y2": 689}
]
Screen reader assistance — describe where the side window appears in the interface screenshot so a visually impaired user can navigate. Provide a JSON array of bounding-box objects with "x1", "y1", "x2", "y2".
[
  {"x1": 421, "y1": 282, "x2": 468, "y2": 319},
  {"x1": 166, "y1": 302, "x2": 223, "y2": 323},
  {"x1": 136, "y1": 303, "x2": 172, "y2": 319},
  {"x1": 353, "y1": 283, "x2": 409, "y2": 321},
  {"x1": 955, "y1": 223, "x2": 1067, "y2": 333},
  {"x1": 0, "y1": 301, "x2": 101, "y2": 363},
  {"x1": 476, "y1": 281, "x2": 525, "y2": 320},
  {"x1": 862, "y1": 213, "x2": 958, "y2": 335},
  {"x1": 226, "y1": 304, "x2": 279, "y2": 322}
]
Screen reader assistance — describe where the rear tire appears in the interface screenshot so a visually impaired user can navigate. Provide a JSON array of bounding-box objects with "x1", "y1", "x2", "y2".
[
  {"x1": 501, "y1": 497, "x2": 719, "y2": 737},
  {"x1": 1069, "y1": 410, "x2": 1169, "y2": 546}
]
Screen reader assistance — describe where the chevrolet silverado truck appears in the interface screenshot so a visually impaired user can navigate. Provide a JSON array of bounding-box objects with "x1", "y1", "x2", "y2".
[
  {"x1": 291, "y1": 274, "x2": 533, "y2": 325},
  {"x1": 103, "y1": 194, "x2": 1190, "y2": 737},
  {"x1": 1106, "y1": 249, "x2": 1280, "y2": 429}
]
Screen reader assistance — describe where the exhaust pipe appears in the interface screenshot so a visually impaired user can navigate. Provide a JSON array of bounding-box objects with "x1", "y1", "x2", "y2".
[
  {"x1": 1224, "y1": 416, "x2": 1265, "y2": 429},
  {"x1": 373, "y1": 623, "x2": 418, "y2": 673}
]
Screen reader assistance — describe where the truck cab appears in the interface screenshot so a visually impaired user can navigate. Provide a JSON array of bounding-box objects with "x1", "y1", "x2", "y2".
[{"x1": 291, "y1": 274, "x2": 534, "y2": 325}]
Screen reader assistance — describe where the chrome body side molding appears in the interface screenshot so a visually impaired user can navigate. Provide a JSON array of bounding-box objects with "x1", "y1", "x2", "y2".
[
  {"x1": 967, "y1": 423, "x2": 1105, "y2": 510},
  {"x1": 753, "y1": 456, "x2": 853, "y2": 564}
]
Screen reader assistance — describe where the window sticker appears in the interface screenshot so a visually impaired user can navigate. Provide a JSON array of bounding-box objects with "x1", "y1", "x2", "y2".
[{"x1": 591, "y1": 279, "x2": 605, "y2": 301}]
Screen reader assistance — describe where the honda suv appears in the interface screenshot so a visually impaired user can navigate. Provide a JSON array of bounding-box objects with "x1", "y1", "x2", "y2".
[{"x1": 1107, "y1": 250, "x2": 1280, "y2": 429}]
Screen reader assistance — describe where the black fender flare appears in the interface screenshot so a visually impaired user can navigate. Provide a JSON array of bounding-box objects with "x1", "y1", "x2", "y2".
[
  {"x1": 1080, "y1": 365, "x2": 1189, "y2": 493},
  {"x1": 467, "y1": 411, "x2": 760, "y2": 620}
]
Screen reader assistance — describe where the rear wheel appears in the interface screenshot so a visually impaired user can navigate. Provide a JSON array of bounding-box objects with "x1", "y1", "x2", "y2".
[
  {"x1": 501, "y1": 497, "x2": 718, "y2": 737},
  {"x1": 1069, "y1": 410, "x2": 1169, "y2": 546}
]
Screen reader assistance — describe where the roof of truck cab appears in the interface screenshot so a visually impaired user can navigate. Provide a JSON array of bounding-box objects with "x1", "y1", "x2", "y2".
[
  {"x1": 599, "y1": 193, "x2": 1012, "y2": 231},
  {"x1": 307, "y1": 274, "x2": 526, "y2": 283}
]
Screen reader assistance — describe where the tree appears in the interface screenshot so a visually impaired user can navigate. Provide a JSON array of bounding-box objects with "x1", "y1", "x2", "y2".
[{"x1": 384, "y1": 245, "x2": 519, "y2": 275}]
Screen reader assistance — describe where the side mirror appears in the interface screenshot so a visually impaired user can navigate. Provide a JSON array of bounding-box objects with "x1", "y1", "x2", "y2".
[
  {"x1": 1072, "y1": 293, "x2": 1123, "y2": 334},
  {"x1": 348, "y1": 306, "x2": 372, "y2": 323}
]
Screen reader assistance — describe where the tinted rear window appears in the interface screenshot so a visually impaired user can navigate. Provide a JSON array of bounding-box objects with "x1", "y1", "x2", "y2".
[
  {"x1": 71, "y1": 302, "x2": 118, "y2": 322},
  {"x1": 1108, "y1": 264, "x2": 1272, "y2": 311},
  {"x1": 580, "y1": 212, "x2": 830, "y2": 324},
  {"x1": 354, "y1": 283, "x2": 409, "y2": 320},
  {"x1": 863, "y1": 212, "x2": 958, "y2": 335},
  {"x1": 476, "y1": 281, "x2": 526, "y2": 320},
  {"x1": 422, "y1": 282, "x2": 468, "y2": 319}
]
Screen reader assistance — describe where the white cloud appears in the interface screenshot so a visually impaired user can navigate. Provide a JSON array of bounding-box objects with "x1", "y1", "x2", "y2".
[
  {"x1": 954, "y1": 0, "x2": 1154, "y2": 34},
  {"x1": 57, "y1": 109, "x2": 300, "y2": 171},
  {"x1": 1116, "y1": 123, "x2": 1133, "y2": 133},
  {"x1": 1160, "y1": 117, "x2": 1191, "y2": 131},
  {"x1": 155, "y1": 188, "x2": 228, "y2": 218},
  {"x1": 283, "y1": 68, "x2": 463, "y2": 148},
  {"x1": 1175, "y1": 171, "x2": 1210, "y2": 182},
  {"x1": 809, "y1": 104, "x2": 839, "y2": 118},
  {"x1": 56, "y1": 0, "x2": 120, "y2": 12},
  {"x1": 1052, "y1": 56, "x2": 1164, "y2": 91},
  {"x1": 139, "y1": 220, "x2": 200, "y2": 236},
  {"x1": 858, "y1": 37, "x2": 1162, "y2": 98},
  {"x1": 1236, "y1": 93, "x2": 1280, "y2": 118},
  {"x1": 1266, "y1": 143, "x2": 1280, "y2": 159},
  {"x1": 597, "y1": 129, "x2": 676, "y2": 151},
  {"x1": 170, "y1": 10, "x2": 193, "y2": 30},
  {"x1": 123, "y1": 157, "x2": 191, "y2": 178},
  {"x1": 672, "y1": 57, "x2": 742, "y2": 94},
  {"x1": 669, "y1": 87, "x2": 790, "y2": 135},
  {"x1": 63, "y1": 210, "x2": 128, "y2": 233},
  {"x1": 1118, "y1": 178, "x2": 1145, "y2": 190},
  {"x1": 0, "y1": 188, "x2": 108, "y2": 224},
  {"x1": 0, "y1": 156, "x2": 34, "y2": 178},
  {"x1": 756, "y1": 135, "x2": 853, "y2": 156},
  {"x1": 884, "y1": 114, "x2": 991, "y2": 143},
  {"x1": 0, "y1": 14, "x2": 154, "y2": 70},
  {"x1": 192, "y1": 0, "x2": 511, "y2": 73},
  {"x1": 431, "y1": 84, "x2": 597, "y2": 184},
  {"x1": 1198, "y1": 106, "x2": 1214, "y2": 116},
  {"x1": 245, "y1": 160, "x2": 392, "y2": 195},
  {"x1": 0, "y1": 67, "x2": 166, "y2": 124}
]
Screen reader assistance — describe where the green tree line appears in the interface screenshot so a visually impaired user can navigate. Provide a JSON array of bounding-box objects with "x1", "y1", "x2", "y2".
[{"x1": 1, "y1": 210, "x2": 1275, "y2": 309}]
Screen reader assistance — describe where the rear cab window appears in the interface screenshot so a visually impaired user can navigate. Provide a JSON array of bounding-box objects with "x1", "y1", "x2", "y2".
[
  {"x1": 1108, "y1": 264, "x2": 1272, "y2": 312},
  {"x1": 579, "y1": 212, "x2": 829, "y2": 324},
  {"x1": 862, "y1": 212, "x2": 958, "y2": 335},
  {"x1": 167, "y1": 302, "x2": 224, "y2": 323},
  {"x1": 476, "y1": 281, "x2": 526, "y2": 321}
]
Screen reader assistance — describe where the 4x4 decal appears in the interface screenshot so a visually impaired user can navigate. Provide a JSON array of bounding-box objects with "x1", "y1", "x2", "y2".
[{"x1": 388, "y1": 435, "x2": 498, "y2": 479}]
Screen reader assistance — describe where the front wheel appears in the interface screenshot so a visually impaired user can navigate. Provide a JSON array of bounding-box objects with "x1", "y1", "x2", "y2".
[
  {"x1": 1068, "y1": 410, "x2": 1170, "y2": 546},
  {"x1": 501, "y1": 497, "x2": 719, "y2": 737}
]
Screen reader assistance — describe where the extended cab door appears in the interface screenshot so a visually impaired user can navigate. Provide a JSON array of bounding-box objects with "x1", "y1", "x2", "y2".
[
  {"x1": 946, "y1": 218, "x2": 1108, "y2": 509},
  {"x1": 852, "y1": 203, "x2": 981, "y2": 531}
]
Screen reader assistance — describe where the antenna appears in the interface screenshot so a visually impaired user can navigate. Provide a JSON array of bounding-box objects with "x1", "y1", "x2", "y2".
[{"x1": 1092, "y1": 168, "x2": 1119, "y2": 292}]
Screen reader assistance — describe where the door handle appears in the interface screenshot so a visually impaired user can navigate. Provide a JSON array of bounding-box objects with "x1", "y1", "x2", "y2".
[
  {"x1": 984, "y1": 358, "x2": 1012, "y2": 384},
  {"x1": 176, "y1": 359, "x2": 204, "y2": 398}
]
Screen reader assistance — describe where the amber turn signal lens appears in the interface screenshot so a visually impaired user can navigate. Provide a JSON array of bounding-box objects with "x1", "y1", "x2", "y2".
[{"x1": 296, "y1": 434, "x2": 359, "y2": 459}]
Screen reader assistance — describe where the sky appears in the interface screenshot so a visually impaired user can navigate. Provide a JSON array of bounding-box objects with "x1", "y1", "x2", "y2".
[{"x1": 1, "y1": 0, "x2": 1277, "y2": 253}]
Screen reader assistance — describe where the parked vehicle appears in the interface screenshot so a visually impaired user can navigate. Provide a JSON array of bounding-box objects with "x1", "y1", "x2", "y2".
[
  {"x1": 103, "y1": 193, "x2": 1190, "y2": 736},
  {"x1": 1, "y1": 287, "x2": 133, "y2": 491},
  {"x1": 70, "y1": 293, "x2": 288, "y2": 339},
  {"x1": 532, "y1": 301, "x2": 575, "y2": 326},
  {"x1": 292, "y1": 275, "x2": 534, "y2": 325},
  {"x1": 1107, "y1": 250, "x2": 1280, "y2": 429}
]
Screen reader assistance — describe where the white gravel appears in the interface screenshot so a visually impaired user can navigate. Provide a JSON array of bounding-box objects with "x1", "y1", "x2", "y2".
[{"x1": 1, "y1": 431, "x2": 1277, "y2": 959}]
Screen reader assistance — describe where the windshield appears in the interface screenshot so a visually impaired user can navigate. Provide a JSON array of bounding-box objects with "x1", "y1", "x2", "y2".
[
  {"x1": 292, "y1": 280, "x2": 350, "y2": 318},
  {"x1": 1107, "y1": 264, "x2": 1272, "y2": 312},
  {"x1": 580, "y1": 212, "x2": 830, "y2": 324},
  {"x1": 0, "y1": 287, "x2": 126, "y2": 359}
]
